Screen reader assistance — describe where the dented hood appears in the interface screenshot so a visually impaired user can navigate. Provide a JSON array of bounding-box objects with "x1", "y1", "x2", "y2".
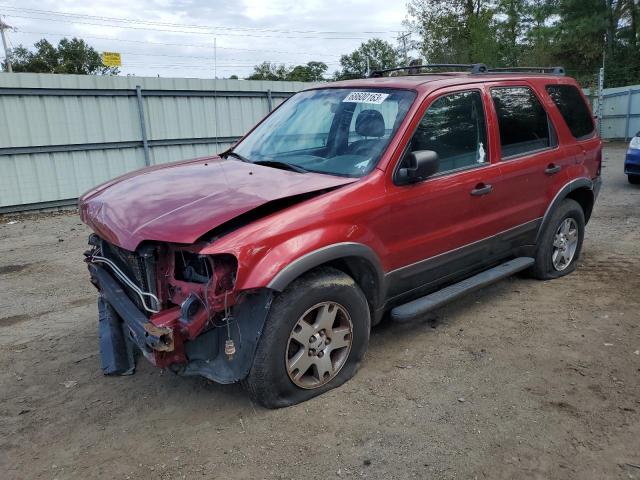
[{"x1": 79, "y1": 157, "x2": 356, "y2": 251}]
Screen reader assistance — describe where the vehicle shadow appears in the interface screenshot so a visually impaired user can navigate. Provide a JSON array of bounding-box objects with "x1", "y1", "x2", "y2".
[{"x1": 370, "y1": 274, "x2": 532, "y2": 343}]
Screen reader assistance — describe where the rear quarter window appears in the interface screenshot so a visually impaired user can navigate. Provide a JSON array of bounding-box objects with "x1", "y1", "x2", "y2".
[{"x1": 546, "y1": 85, "x2": 595, "y2": 139}]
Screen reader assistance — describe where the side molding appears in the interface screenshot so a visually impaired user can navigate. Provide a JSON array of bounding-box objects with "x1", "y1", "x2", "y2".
[
  {"x1": 267, "y1": 242, "x2": 386, "y2": 304},
  {"x1": 537, "y1": 177, "x2": 593, "y2": 243}
]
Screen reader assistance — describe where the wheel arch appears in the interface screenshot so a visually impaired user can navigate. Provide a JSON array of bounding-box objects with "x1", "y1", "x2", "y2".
[
  {"x1": 537, "y1": 178, "x2": 594, "y2": 243},
  {"x1": 566, "y1": 187, "x2": 595, "y2": 223},
  {"x1": 267, "y1": 242, "x2": 386, "y2": 313}
]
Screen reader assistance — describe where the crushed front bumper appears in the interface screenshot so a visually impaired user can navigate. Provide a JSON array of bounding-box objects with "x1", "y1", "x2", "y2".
[
  {"x1": 90, "y1": 264, "x2": 174, "y2": 353},
  {"x1": 89, "y1": 262, "x2": 274, "y2": 383},
  {"x1": 90, "y1": 264, "x2": 185, "y2": 374}
]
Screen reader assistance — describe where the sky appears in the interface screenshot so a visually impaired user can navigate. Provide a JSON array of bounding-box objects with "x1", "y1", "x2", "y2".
[{"x1": 0, "y1": 0, "x2": 408, "y2": 79}]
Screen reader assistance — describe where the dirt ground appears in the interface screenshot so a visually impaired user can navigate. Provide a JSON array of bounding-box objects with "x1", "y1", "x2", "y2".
[{"x1": 1, "y1": 143, "x2": 639, "y2": 480}]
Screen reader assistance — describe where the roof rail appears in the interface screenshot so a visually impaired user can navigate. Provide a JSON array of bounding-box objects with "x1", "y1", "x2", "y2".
[
  {"x1": 486, "y1": 66, "x2": 565, "y2": 75},
  {"x1": 369, "y1": 63, "x2": 488, "y2": 78}
]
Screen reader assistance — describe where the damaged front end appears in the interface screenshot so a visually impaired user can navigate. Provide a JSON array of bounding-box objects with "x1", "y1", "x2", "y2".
[{"x1": 86, "y1": 234, "x2": 272, "y2": 383}]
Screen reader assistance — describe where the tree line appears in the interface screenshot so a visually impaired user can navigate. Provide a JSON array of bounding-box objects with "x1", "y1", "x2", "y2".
[
  {"x1": 3, "y1": 0, "x2": 639, "y2": 87},
  {"x1": 403, "y1": 0, "x2": 639, "y2": 88}
]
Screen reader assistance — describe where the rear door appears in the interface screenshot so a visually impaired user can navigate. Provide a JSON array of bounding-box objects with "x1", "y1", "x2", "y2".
[{"x1": 482, "y1": 83, "x2": 569, "y2": 243}]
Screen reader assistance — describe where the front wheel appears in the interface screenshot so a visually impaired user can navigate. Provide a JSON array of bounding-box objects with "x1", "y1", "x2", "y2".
[
  {"x1": 530, "y1": 198, "x2": 585, "y2": 280},
  {"x1": 242, "y1": 267, "x2": 370, "y2": 408},
  {"x1": 628, "y1": 175, "x2": 640, "y2": 185}
]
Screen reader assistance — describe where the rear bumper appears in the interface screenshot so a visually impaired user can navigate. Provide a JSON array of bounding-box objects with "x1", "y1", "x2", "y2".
[{"x1": 625, "y1": 149, "x2": 640, "y2": 175}]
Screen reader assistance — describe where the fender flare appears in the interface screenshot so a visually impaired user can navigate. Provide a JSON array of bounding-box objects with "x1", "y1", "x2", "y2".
[
  {"x1": 536, "y1": 177, "x2": 593, "y2": 243},
  {"x1": 267, "y1": 242, "x2": 386, "y2": 306}
]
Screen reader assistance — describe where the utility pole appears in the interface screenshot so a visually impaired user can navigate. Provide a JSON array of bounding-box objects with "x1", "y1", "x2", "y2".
[
  {"x1": 398, "y1": 32, "x2": 410, "y2": 65},
  {"x1": 0, "y1": 16, "x2": 13, "y2": 73}
]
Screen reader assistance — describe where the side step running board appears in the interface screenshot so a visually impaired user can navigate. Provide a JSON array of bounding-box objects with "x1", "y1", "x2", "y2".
[{"x1": 390, "y1": 257, "x2": 534, "y2": 322}]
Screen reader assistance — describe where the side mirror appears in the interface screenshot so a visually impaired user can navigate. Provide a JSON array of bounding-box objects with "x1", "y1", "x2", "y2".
[{"x1": 397, "y1": 150, "x2": 439, "y2": 184}]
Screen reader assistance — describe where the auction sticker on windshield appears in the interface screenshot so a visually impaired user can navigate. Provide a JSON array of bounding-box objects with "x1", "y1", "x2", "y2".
[{"x1": 343, "y1": 91, "x2": 389, "y2": 104}]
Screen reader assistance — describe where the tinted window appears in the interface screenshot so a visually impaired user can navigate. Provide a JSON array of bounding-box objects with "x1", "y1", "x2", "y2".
[
  {"x1": 491, "y1": 87, "x2": 552, "y2": 157},
  {"x1": 410, "y1": 90, "x2": 488, "y2": 174},
  {"x1": 546, "y1": 85, "x2": 594, "y2": 139}
]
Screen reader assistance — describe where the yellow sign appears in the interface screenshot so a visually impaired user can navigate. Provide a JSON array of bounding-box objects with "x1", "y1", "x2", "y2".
[{"x1": 101, "y1": 52, "x2": 122, "y2": 67}]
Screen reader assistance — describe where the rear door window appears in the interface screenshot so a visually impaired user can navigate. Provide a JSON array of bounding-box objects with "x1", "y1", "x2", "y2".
[
  {"x1": 546, "y1": 85, "x2": 595, "y2": 139},
  {"x1": 491, "y1": 87, "x2": 554, "y2": 158}
]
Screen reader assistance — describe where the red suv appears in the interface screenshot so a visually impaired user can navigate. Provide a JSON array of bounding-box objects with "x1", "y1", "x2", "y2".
[{"x1": 80, "y1": 64, "x2": 602, "y2": 408}]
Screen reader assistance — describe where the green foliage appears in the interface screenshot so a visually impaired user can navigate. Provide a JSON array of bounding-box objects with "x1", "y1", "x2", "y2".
[
  {"x1": 404, "y1": 0, "x2": 640, "y2": 87},
  {"x1": 333, "y1": 39, "x2": 400, "y2": 79},
  {"x1": 288, "y1": 61, "x2": 328, "y2": 82},
  {"x1": 247, "y1": 61, "x2": 328, "y2": 81},
  {"x1": 6, "y1": 38, "x2": 119, "y2": 75},
  {"x1": 246, "y1": 61, "x2": 291, "y2": 81},
  {"x1": 405, "y1": 1, "x2": 499, "y2": 65}
]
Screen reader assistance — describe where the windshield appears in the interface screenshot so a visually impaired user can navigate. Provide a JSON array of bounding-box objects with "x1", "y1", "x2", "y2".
[{"x1": 231, "y1": 88, "x2": 416, "y2": 177}]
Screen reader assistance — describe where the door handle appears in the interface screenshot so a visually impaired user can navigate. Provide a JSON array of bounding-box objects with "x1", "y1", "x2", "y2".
[
  {"x1": 545, "y1": 163, "x2": 561, "y2": 175},
  {"x1": 470, "y1": 183, "x2": 493, "y2": 196}
]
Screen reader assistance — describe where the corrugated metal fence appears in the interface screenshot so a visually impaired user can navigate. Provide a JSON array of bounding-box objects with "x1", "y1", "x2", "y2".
[
  {"x1": 594, "y1": 84, "x2": 640, "y2": 141},
  {"x1": 0, "y1": 73, "x2": 315, "y2": 213},
  {"x1": 2, "y1": 74, "x2": 638, "y2": 213}
]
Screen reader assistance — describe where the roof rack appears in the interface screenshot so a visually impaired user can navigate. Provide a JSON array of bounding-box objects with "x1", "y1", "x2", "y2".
[
  {"x1": 368, "y1": 64, "x2": 565, "y2": 78},
  {"x1": 369, "y1": 63, "x2": 488, "y2": 78},
  {"x1": 486, "y1": 66, "x2": 565, "y2": 75}
]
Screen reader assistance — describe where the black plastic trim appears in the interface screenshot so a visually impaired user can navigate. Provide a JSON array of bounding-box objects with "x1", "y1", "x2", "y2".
[
  {"x1": 177, "y1": 289, "x2": 273, "y2": 384},
  {"x1": 536, "y1": 177, "x2": 593, "y2": 242},
  {"x1": 267, "y1": 242, "x2": 386, "y2": 306},
  {"x1": 384, "y1": 218, "x2": 541, "y2": 302}
]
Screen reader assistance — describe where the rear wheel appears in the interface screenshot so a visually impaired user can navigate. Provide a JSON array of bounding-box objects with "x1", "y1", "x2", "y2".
[
  {"x1": 628, "y1": 174, "x2": 640, "y2": 185},
  {"x1": 242, "y1": 267, "x2": 370, "y2": 408},
  {"x1": 531, "y1": 199, "x2": 585, "y2": 280}
]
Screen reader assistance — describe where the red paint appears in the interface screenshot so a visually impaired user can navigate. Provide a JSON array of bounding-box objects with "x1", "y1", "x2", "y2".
[{"x1": 81, "y1": 73, "x2": 601, "y2": 312}]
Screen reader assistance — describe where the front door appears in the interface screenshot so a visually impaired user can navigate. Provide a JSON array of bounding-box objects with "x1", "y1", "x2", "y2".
[{"x1": 377, "y1": 87, "x2": 503, "y2": 301}]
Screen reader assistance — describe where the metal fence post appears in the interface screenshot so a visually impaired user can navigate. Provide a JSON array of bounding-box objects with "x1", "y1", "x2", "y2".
[
  {"x1": 266, "y1": 89, "x2": 273, "y2": 112},
  {"x1": 135, "y1": 85, "x2": 151, "y2": 166},
  {"x1": 625, "y1": 88, "x2": 633, "y2": 141}
]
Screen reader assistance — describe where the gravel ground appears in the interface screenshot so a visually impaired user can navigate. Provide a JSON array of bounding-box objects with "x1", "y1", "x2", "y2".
[{"x1": 1, "y1": 143, "x2": 639, "y2": 480}]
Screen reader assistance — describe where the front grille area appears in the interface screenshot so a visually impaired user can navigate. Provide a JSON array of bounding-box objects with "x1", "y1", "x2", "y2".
[{"x1": 100, "y1": 240, "x2": 157, "y2": 314}]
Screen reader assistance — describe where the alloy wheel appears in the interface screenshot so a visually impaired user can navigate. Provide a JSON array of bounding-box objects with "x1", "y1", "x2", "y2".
[
  {"x1": 552, "y1": 218, "x2": 579, "y2": 271},
  {"x1": 285, "y1": 301, "x2": 353, "y2": 389}
]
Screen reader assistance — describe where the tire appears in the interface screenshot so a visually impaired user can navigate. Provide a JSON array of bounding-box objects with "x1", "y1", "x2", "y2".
[
  {"x1": 628, "y1": 175, "x2": 640, "y2": 185},
  {"x1": 530, "y1": 198, "x2": 585, "y2": 280},
  {"x1": 242, "y1": 267, "x2": 370, "y2": 408}
]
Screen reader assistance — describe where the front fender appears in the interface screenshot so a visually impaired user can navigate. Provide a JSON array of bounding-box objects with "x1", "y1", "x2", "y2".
[{"x1": 233, "y1": 227, "x2": 387, "y2": 301}]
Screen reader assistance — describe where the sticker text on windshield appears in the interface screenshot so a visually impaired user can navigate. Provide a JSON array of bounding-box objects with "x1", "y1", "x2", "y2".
[{"x1": 342, "y1": 91, "x2": 389, "y2": 104}]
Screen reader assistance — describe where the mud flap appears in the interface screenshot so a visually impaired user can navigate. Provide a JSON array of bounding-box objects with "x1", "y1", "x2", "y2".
[{"x1": 98, "y1": 295, "x2": 136, "y2": 375}]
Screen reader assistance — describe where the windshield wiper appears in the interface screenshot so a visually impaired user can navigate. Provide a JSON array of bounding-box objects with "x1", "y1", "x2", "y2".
[
  {"x1": 252, "y1": 160, "x2": 309, "y2": 173},
  {"x1": 223, "y1": 151, "x2": 251, "y2": 163}
]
